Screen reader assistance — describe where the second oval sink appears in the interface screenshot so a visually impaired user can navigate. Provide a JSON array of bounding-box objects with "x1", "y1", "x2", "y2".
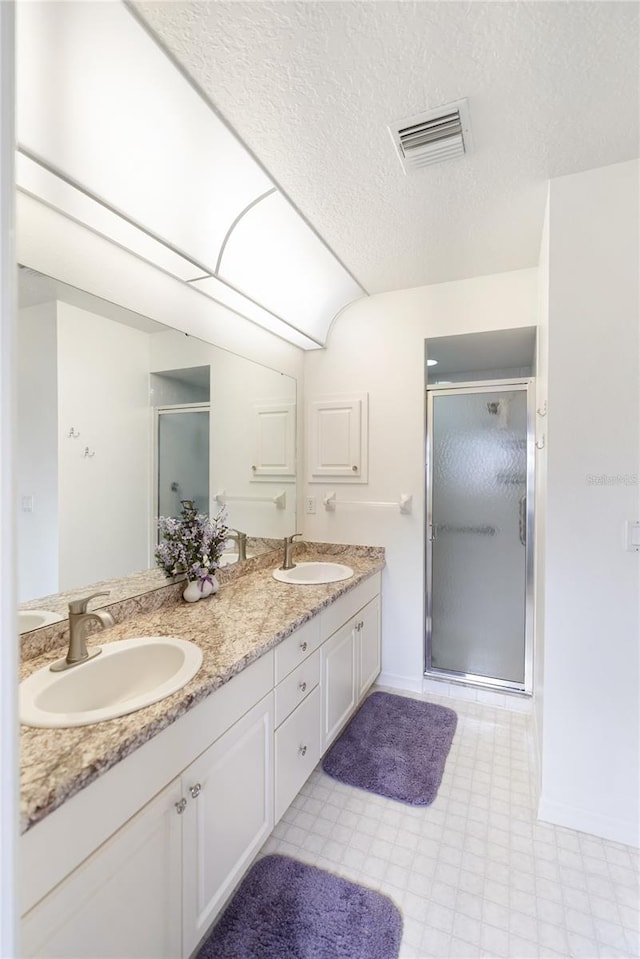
[
  {"x1": 273, "y1": 562, "x2": 354, "y2": 585},
  {"x1": 20, "y1": 637, "x2": 203, "y2": 728},
  {"x1": 18, "y1": 609, "x2": 64, "y2": 632}
]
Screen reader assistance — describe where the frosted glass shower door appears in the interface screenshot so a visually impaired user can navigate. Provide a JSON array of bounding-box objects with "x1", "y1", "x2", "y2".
[
  {"x1": 157, "y1": 408, "x2": 210, "y2": 524},
  {"x1": 426, "y1": 386, "x2": 530, "y2": 689}
]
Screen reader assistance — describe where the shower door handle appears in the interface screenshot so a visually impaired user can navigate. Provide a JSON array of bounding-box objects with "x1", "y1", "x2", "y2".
[
  {"x1": 519, "y1": 496, "x2": 527, "y2": 546},
  {"x1": 428, "y1": 524, "x2": 437, "y2": 542}
]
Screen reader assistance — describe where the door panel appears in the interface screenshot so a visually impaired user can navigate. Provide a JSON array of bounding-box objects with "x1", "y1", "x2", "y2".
[
  {"x1": 157, "y1": 409, "x2": 209, "y2": 521},
  {"x1": 427, "y1": 387, "x2": 529, "y2": 686}
]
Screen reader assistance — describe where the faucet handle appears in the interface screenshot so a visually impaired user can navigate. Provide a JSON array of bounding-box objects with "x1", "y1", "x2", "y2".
[
  {"x1": 68, "y1": 591, "x2": 111, "y2": 615},
  {"x1": 284, "y1": 532, "x2": 303, "y2": 545}
]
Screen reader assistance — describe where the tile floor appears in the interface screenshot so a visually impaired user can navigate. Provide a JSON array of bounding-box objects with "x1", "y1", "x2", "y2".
[{"x1": 261, "y1": 686, "x2": 640, "y2": 959}]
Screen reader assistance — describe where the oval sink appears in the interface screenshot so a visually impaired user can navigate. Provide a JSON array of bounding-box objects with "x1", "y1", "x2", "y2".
[
  {"x1": 273, "y1": 562, "x2": 354, "y2": 585},
  {"x1": 20, "y1": 636, "x2": 203, "y2": 728},
  {"x1": 18, "y1": 609, "x2": 63, "y2": 632}
]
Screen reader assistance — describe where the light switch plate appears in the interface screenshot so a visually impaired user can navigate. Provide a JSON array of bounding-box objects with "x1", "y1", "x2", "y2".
[{"x1": 625, "y1": 520, "x2": 640, "y2": 552}]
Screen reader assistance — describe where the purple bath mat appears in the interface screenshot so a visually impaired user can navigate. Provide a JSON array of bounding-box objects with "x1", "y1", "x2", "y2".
[
  {"x1": 197, "y1": 854, "x2": 402, "y2": 959},
  {"x1": 323, "y1": 691, "x2": 457, "y2": 805}
]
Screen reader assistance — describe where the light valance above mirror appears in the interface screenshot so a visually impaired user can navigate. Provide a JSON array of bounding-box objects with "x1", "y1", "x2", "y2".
[{"x1": 16, "y1": 1, "x2": 365, "y2": 349}]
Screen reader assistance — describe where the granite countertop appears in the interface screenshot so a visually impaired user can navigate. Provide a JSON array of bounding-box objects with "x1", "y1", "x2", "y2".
[{"x1": 20, "y1": 543, "x2": 385, "y2": 835}]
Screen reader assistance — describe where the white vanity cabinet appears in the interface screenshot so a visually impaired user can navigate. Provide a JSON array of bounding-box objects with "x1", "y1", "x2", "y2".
[
  {"x1": 23, "y1": 691, "x2": 274, "y2": 959},
  {"x1": 321, "y1": 593, "x2": 381, "y2": 751},
  {"x1": 21, "y1": 777, "x2": 184, "y2": 959},
  {"x1": 20, "y1": 572, "x2": 381, "y2": 959},
  {"x1": 21, "y1": 653, "x2": 275, "y2": 959},
  {"x1": 182, "y1": 693, "x2": 274, "y2": 957},
  {"x1": 321, "y1": 617, "x2": 358, "y2": 750},
  {"x1": 357, "y1": 594, "x2": 381, "y2": 699}
]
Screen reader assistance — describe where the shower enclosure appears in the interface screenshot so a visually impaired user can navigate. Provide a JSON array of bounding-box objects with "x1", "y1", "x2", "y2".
[{"x1": 425, "y1": 380, "x2": 534, "y2": 692}]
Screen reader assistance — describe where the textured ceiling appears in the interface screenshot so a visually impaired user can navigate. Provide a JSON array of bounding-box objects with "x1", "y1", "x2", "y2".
[{"x1": 133, "y1": 1, "x2": 639, "y2": 294}]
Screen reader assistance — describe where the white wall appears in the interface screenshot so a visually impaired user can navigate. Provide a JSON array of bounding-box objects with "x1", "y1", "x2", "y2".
[
  {"x1": 0, "y1": 6, "x2": 18, "y2": 954},
  {"x1": 57, "y1": 302, "x2": 151, "y2": 590},
  {"x1": 303, "y1": 268, "x2": 538, "y2": 689},
  {"x1": 533, "y1": 190, "x2": 550, "y2": 790},
  {"x1": 17, "y1": 302, "x2": 58, "y2": 600},
  {"x1": 539, "y1": 160, "x2": 640, "y2": 846}
]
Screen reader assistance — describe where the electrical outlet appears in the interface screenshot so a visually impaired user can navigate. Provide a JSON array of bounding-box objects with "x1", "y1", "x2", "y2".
[{"x1": 305, "y1": 496, "x2": 316, "y2": 515}]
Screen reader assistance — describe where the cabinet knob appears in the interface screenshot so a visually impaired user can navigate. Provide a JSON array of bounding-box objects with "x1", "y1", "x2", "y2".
[
  {"x1": 351, "y1": 465, "x2": 358, "y2": 472},
  {"x1": 300, "y1": 641, "x2": 308, "y2": 652},
  {"x1": 189, "y1": 783, "x2": 202, "y2": 799},
  {"x1": 175, "y1": 798, "x2": 187, "y2": 815},
  {"x1": 299, "y1": 681, "x2": 307, "y2": 692},
  {"x1": 299, "y1": 744, "x2": 307, "y2": 756}
]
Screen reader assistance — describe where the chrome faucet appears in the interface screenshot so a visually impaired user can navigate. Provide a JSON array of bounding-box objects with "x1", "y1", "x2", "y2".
[
  {"x1": 50, "y1": 591, "x2": 115, "y2": 672},
  {"x1": 280, "y1": 532, "x2": 302, "y2": 571},
  {"x1": 228, "y1": 529, "x2": 248, "y2": 561}
]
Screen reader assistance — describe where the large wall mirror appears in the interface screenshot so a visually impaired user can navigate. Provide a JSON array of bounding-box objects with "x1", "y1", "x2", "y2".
[{"x1": 17, "y1": 267, "x2": 297, "y2": 624}]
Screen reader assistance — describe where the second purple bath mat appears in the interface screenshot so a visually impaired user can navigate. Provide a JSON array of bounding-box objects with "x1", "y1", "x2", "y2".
[
  {"x1": 322, "y1": 691, "x2": 457, "y2": 805},
  {"x1": 197, "y1": 854, "x2": 402, "y2": 959}
]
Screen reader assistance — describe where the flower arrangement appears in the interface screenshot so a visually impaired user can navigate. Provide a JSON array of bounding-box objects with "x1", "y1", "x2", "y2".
[{"x1": 155, "y1": 500, "x2": 230, "y2": 592}]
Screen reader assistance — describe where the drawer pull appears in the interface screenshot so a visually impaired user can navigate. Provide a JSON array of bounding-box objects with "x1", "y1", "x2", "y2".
[
  {"x1": 299, "y1": 744, "x2": 307, "y2": 757},
  {"x1": 300, "y1": 641, "x2": 308, "y2": 652},
  {"x1": 299, "y1": 681, "x2": 307, "y2": 692},
  {"x1": 175, "y1": 798, "x2": 187, "y2": 815},
  {"x1": 189, "y1": 783, "x2": 202, "y2": 799}
]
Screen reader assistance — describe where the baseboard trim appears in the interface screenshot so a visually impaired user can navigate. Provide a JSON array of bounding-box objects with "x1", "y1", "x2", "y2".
[
  {"x1": 538, "y1": 796, "x2": 639, "y2": 848},
  {"x1": 531, "y1": 707, "x2": 542, "y2": 807},
  {"x1": 377, "y1": 672, "x2": 423, "y2": 694}
]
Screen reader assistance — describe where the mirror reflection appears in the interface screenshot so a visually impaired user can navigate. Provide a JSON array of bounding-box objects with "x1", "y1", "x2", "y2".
[{"x1": 17, "y1": 267, "x2": 297, "y2": 621}]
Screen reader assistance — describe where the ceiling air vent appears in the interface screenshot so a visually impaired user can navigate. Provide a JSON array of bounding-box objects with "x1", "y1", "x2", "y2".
[{"x1": 389, "y1": 99, "x2": 472, "y2": 173}]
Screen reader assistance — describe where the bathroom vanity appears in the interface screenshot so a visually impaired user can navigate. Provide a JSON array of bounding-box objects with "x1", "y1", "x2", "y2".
[{"x1": 19, "y1": 545, "x2": 383, "y2": 959}]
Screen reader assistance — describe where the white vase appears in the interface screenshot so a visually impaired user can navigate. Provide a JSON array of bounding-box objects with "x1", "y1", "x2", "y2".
[
  {"x1": 199, "y1": 575, "x2": 219, "y2": 598},
  {"x1": 182, "y1": 580, "x2": 202, "y2": 603}
]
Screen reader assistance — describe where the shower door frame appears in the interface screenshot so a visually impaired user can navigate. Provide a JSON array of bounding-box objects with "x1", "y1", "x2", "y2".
[
  {"x1": 152, "y1": 403, "x2": 211, "y2": 552},
  {"x1": 424, "y1": 378, "x2": 535, "y2": 694}
]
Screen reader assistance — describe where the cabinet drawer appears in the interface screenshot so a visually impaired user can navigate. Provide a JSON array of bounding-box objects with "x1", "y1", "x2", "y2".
[
  {"x1": 275, "y1": 685, "x2": 321, "y2": 822},
  {"x1": 275, "y1": 617, "x2": 322, "y2": 683},
  {"x1": 275, "y1": 649, "x2": 320, "y2": 728}
]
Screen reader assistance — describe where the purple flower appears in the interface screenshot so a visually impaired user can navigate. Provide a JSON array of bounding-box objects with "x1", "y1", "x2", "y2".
[{"x1": 155, "y1": 500, "x2": 230, "y2": 582}]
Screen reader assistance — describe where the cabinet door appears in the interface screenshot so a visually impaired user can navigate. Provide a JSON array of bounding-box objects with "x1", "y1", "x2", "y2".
[
  {"x1": 357, "y1": 596, "x2": 381, "y2": 700},
  {"x1": 252, "y1": 402, "x2": 295, "y2": 478},
  {"x1": 321, "y1": 618, "x2": 357, "y2": 751},
  {"x1": 307, "y1": 394, "x2": 368, "y2": 482},
  {"x1": 21, "y1": 778, "x2": 183, "y2": 959},
  {"x1": 182, "y1": 693, "x2": 274, "y2": 958}
]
